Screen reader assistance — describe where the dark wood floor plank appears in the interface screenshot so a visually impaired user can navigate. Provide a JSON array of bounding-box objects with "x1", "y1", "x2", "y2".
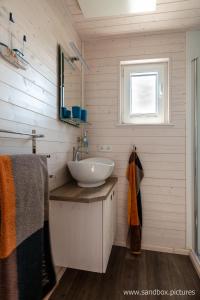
[{"x1": 50, "y1": 246, "x2": 200, "y2": 300}]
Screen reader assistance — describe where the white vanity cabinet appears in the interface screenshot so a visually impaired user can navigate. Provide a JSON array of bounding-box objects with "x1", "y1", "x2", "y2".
[
  {"x1": 102, "y1": 187, "x2": 117, "y2": 272},
  {"x1": 49, "y1": 179, "x2": 117, "y2": 273}
]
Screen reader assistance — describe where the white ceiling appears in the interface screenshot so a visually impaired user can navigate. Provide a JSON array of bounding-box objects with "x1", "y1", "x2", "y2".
[
  {"x1": 63, "y1": 0, "x2": 200, "y2": 40},
  {"x1": 77, "y1": 0, "x2": 156, "y2": 18}
]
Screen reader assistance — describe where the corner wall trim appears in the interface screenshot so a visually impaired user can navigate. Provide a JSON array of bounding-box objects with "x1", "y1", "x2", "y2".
[{"x1": 190, "y1": 250, "x2": 200, "y2": 278}]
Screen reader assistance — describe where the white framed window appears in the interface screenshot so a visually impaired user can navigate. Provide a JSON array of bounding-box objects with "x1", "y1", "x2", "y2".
[{"x1": 120, "y1": 58, "x2": 169, "y2": 125}]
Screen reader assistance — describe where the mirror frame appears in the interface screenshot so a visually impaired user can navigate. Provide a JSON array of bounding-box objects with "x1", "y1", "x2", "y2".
[
  {"x1": 58, "y1": 45, "x2": 64, "y2": 120},
  {"x1": 58, "y1": 45, "x2": 82, "y2": 127}
]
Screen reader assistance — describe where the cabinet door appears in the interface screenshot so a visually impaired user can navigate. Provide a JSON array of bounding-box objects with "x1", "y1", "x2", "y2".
[
  {"x1": 102, "y1": 189, "x2": 114, "y2": 273},
  {"x1": 50, "y1": 200, "x2": 103, "y2": 273}
]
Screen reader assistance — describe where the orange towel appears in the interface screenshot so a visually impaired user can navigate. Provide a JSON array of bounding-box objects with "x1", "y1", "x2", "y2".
[
  {"x1": 0, "y1": 156, "x2": 16, "y2": 259},
  {"x1": 127, "y1": 151, "x2": 144, "y2": 254}
]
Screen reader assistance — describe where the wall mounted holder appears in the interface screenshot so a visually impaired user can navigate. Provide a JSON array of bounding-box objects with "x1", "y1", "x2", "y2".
[
  {"x1": 0, "y1": 42, "x2": 29, "y2": 70},
  {"x1": 0, "y1": 12, "x2": 29, "y2": 70},
  {"x1": 69, "y1": 41, "x2": 90, "y2": 71},
  {"x1": 60, "y1": 117, "x2": 90, "y2": 127}
]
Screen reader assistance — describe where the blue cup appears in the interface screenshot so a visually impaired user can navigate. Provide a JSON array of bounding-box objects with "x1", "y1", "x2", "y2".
[
  {"x1": 65, "y1": 110, "x2": 71, "y2": 118},
  {"x1": 62, "y1": 107, "x2": 71, "y2": 118},
  {"x1": 72, "y1": 106, "x2": 81, "y2": 119},
  {"x1": 81, "y1": 109, "x2": 87, "y2": 122},
  {"x1": 61, "y1": 107, "x2": 67, "y2": 118}
]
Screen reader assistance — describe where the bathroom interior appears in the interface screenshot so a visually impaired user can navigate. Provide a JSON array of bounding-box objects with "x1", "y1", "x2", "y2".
[{"x1": 0, "y1": 0, "x2": 200, "y2": 299}]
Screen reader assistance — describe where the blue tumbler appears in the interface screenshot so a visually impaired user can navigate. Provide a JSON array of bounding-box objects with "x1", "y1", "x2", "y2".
[
  {"x1": 72, "y1": 106, "x2": 81, "y2": 119},
  {"x1": 62, "y1": 107, "x2": 71, "y2": 118},
  {"x1": 81, "y1": 109, "x2": 87, "y2": 122}
]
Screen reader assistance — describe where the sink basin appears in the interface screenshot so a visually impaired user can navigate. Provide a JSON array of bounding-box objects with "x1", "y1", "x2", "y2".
[{"x1": 68, "y1": 157, "x2": 115, "y2": 187}]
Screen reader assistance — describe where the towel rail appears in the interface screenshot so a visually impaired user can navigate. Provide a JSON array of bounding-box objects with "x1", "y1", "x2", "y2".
[
  {"x1": 0, "y1": 129, "x2": 44, "y2": 154},
  {"x1": 0, "y1": 129, "x2": 54, "y2": 178}
]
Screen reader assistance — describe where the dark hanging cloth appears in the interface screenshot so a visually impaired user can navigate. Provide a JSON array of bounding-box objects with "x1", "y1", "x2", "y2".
[{"x1": 127, "y1": 151, "x2": 144, "y2": 254}]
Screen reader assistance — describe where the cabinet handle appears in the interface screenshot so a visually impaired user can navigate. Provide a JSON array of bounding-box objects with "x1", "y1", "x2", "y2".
[{"x1": 111, "y1": 194, "x2": 112, "y2": 200}]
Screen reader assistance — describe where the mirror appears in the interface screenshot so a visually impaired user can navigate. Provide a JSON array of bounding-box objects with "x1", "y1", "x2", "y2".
[{"x1": 58, "y1": 45, "x2": 82, "y2": 126}]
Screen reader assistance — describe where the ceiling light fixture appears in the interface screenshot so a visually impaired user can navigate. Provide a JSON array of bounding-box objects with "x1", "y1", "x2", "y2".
[
  {"x1": 77, "y1": 0, "x2": 156, "y2": 18},
  {"x1": 130, "y1": 0, "x2": 156, "y2": 13}
]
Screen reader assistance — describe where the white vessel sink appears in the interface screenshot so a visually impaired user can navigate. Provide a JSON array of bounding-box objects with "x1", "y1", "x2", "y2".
[{"x1": 68, "y1": 157, "x2": 115, "y2": 187}]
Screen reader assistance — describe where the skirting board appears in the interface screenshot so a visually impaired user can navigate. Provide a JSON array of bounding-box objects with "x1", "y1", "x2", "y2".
[
  {"x1": 43, "y1": 267, "x2": 66, "y2": 300},
  {"x1": 114, "y1": 241, "x2": 190, "y2": 255},
  {"x1": 190, "y1": 250, "x2": 200, "y2": 278},
  {"x1": 142, "y1": 244, "x2": 190, "y2": 256}
]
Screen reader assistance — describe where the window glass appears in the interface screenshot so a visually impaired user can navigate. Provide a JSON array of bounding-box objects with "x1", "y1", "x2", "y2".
[{"x1": 130, "y1": 73, "x2": 158, "y2": 115}]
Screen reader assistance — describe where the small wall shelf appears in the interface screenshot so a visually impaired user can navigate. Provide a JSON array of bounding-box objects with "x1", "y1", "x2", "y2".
[{"x1": 60, "y1": 118, "x2": 90, "y2": 127}]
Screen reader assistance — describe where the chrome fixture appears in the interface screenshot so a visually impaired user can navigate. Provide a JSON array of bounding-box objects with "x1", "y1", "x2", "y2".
[
  {"x1": 73, "y1": 145, "x2": 88, "y2": 161},
  {"x1": 0, "y1": 128, "x2": 53, "y2": 177},
  {"x1": 0, "y1": 129, "x2": 44, "y2": 154},
  {"x1": 73, "y1": 134, "x2": 89, "y2": 161},
  {"x1": 69, "y1": 41, "x2": 90, "y2": 71},
  {"x1": 64, "y1": 56, "x2": 76, "y2": 70}
]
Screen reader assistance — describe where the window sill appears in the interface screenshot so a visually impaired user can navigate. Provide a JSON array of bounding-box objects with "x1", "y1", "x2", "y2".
[{"x1": 116, "y1": 122, "x2": 175, "y2": 127}]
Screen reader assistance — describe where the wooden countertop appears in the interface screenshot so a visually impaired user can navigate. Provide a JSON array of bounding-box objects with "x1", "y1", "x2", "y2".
[{"x1": 50, "y1": 177, "x2": 118, "y2": 203}]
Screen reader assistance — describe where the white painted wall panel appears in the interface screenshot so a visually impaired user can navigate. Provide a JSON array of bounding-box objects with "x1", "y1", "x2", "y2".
[
  {"x1": 85, "y1": 32, "x2": 186, "y2": 251},
  {"x1": 0, "y1": 0, "x2": 81, "y2": 190}
]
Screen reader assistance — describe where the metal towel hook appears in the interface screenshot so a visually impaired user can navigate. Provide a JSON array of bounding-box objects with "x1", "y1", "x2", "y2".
[{"x1": 9, "y1": 12, "x2": 15, "y2": 23}]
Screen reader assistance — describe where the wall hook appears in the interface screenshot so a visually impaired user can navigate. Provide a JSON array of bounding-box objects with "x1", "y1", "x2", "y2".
[
  {"x1": 22, "y1": 35, "x2": 27, "y2": 55},
  {"x1": 9, "y1": 12, "x2": 15, "y2": 23},
  {"x1": 133, "y1": 145, "x2": 137, "y2": 151}
]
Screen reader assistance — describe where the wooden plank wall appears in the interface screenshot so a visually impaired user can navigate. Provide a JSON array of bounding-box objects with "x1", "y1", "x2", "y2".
[
  {"x1": 84, "y1": 32, "x2": 187, "y2": 252},
  {"x1": 0, "y1": 0, "x2": 81, "y2": 190}
]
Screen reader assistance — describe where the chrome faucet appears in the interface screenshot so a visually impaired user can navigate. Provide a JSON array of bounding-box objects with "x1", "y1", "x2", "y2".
[
  {"x1": 73, "y1": 146, "x2": 88, "y2": 161},
  {"x1": 73, "y1": 131, "x2": 89, "y2": 161}
]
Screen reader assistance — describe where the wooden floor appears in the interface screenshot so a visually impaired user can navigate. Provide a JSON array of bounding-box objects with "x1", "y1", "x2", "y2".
[{"x1": 50, "y1": 246, "x2": 200, "y2": 300}]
